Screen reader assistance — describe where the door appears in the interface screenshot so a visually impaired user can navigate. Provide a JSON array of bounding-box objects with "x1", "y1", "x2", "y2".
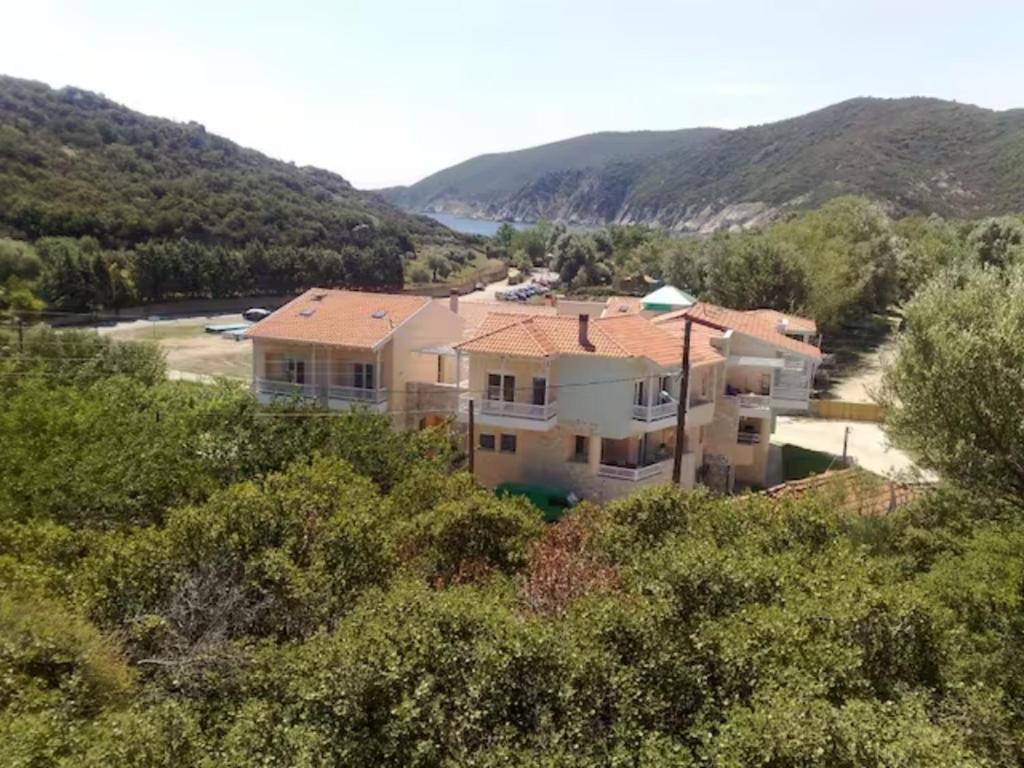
[
  {"x1": 287, "y1": 359, "x2": 306, "y2": 384},
  {"x1": 633, "y1": 379, "x2": 646, "y2": 406},
  {"x1": 532, "y1": 377, "x2": 547, "y2": 406}
]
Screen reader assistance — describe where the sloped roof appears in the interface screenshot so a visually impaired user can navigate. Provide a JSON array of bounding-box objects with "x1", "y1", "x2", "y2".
[
  {"x1": 641, "y1": 285, "x2": 697, "y2": 308},
  {"x1": 746, "y1": 308, "x2": 818, "y2": 334},
  {"x1": 601, "y1": 296, "x2": 644, "y2": 318},
  {"x1": 455, "y1": 312, "x2": 721, "y2": 368},
  {"x1": 761, "y1": 468, "x2": 932, "y2": 516},
  {"x1": 647, "y1": 317, "x2": 730, "y2": 366},
  {"x1": 246, "y1": 288, "x2": 431, "y2": 349},
  {"x1": 654, "y1": 302, "x2": 822, "y2": 360},
  {"x1": 438, "y1": 299, "x2": 557, "y2": 339}
]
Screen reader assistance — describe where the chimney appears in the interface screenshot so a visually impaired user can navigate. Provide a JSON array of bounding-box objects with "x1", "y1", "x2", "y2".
[
  {"x1": 776, "y1": 318, "x2": 789, "y2": 334},
  {"x1": 578, "y1": 313, "x2": 592, "y2": 349},
  {"x1": 449, "y1": 288, "x2": 459, "y2": 315}
]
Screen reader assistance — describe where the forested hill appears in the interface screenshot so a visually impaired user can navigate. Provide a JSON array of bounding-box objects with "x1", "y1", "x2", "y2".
[
  {"x1": 0, "y1": 75, "x2": 460, "y2": 249},
  {"x1": 383, "y1": 97, "x2": 1024, "y2": 231},
  {"x1": 0, "y1": 75, "x2": 475, "y2": 308},
  {"x1": 380, "y1": 127, "x2": 725, "y2": 211}
]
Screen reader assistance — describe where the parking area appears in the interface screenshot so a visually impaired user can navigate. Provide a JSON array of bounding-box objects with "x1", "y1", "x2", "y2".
[
  {"x1": 99, "y1": 313, "x2": 252, "y2": 380},
  {"x1": 772, "y1": 416, "x2": 932, "y2": 480}
]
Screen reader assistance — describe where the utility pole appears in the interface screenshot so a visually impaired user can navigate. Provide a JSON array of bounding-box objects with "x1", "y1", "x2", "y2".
[
  {"x1": 467, "y1": 398, "x2": 475, "y2": 476},
  {"x1": 672, "y1": 318, "x2": 693, "y2": 485}
]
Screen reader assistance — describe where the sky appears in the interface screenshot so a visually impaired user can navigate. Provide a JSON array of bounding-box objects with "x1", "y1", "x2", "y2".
[{"x1": 3, "y1": 0, "x2": 1023, "y2": 189}]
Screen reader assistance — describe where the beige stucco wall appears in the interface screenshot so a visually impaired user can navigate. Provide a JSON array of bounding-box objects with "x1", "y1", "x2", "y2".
[
  {"x1": 389, "y1": 301, "x2": 465, "y2": 413},
  {"x1": 471, "y1": 424, "x2": 697, "y2": 503}
]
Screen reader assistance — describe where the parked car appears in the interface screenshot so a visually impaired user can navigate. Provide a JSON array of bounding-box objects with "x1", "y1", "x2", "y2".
[{"x1": 243, "y1": 307, "x2": 272, "y2": 322}]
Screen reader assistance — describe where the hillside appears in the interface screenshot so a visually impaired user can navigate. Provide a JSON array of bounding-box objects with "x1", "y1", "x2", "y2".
[
  {"x1": 0, "y1": 75, "x2": 461, "y2": 252},
  {"x1": 384, "y1": 97, "x2": 1024, "y2": 231},
  {"x1": 381, "y1": 127, "x2": 723, "y2": 211}
]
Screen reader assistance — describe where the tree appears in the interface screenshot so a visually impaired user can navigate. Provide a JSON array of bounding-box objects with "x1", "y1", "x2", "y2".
[
  {"x1": 704, "y1": 235, "x2": 807, "y2": 311},
  {"x1": 881, "y1": 265, "x2": 1024, "y2": 499},
  {"x1": 427, "y1": 253, "x2": 452, "y2": 281},
  {"x1": 408, "y1": 262, "x2": 431, "y2": 283},
  {"x1": 967, "y1": 216, "x2": 1024, "y2": 269},
  {"x1": 493, "y1": 223, "x2": 517, "y2": 250},
  {"x1": 552, "y1": 232, "x2": 611, "y2": 288}
]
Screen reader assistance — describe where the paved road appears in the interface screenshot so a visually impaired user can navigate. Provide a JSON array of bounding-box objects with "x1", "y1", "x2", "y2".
[{"x1": 772, "y1": 416, "x2": 934, "y2": 480}]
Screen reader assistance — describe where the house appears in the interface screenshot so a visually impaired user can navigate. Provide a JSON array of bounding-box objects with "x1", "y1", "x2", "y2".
[
  {"x1": 653, "y1": 302, "x2": 823, "y2": 488},
  {"x1": 247, "y1": 288, "x2": 465, "y2": 422},
  {"x1": 453, "y1": 312, "x2": 725, "y2": 503},
  {"x1": 745, "y1": 308, "x2": 821, "y2": 347}
]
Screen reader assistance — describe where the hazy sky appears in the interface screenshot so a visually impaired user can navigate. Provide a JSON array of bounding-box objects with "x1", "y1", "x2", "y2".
[{"x1": 4, "y1": 1, "x2": 1023, "y2": 189}]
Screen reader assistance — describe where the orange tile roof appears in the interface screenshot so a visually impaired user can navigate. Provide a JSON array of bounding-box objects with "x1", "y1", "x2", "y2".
[
  {"x1": 746, "y1": 308, "x2": 817, "y2": 334},
  {"x1": 760, "y1": 468, "x2": 932, "y2": 516},
  {"x1": 246, "y1": 288, "x2": 431, "y2": 349},
  {"x1": 654, "y1": 302, "x2": 822, "y2": 360},
  {"x1": 436, "y1": 300, "x2": 557, "y2": 339},
  {"x1": 647, "y1": 318, "x2": 729, "y2": 366},
  {"x1": 455, "y1": 312, "x2": 722, "y2": 368},
  {"x1": 601, "y1": 296, "x2": 644, "y2": 318}
]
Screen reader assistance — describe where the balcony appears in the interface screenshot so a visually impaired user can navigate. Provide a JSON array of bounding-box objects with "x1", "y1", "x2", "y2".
[
  {"x1": 460, "y1": 395, "x2": 558, "y2": 431},
  {"x1": 735, "y1": 393, "x2": 771, "y2": 418},
  {"x1": 327, "y1": 385, "x2": 388, "y2": 413},
  {"x1": 254, "y1": 378, "x2": 316, "y2": 401},
  {"x1": 632, "y1": 401, "x2": 677, "y2": 423},
  {"x1": 737, "y1": 431, "x2": 761, "y2": 445},
  {"x1": 254, "y1": 378, "x2": 388, "y2": 412},
  {"x1": 597, "y1": 460, "x2": 668, "y2": 482}
]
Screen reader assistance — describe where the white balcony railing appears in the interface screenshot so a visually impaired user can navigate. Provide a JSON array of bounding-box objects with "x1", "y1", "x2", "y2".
[
  {"x1": 736, "y1": 393, "x2": 771, "y2": 410},
  {"x1": 597, "y1": 461, "x2": 667, "y2": 482},
  {"x1": 737, "y1": 431, "x2": 761, "y2": 445},
  {"x1": 255, "y1": 378, "x2": 316, "y2": 398},
  {"x1": 632, "y1": 401, "x2": 677, "y2": 421},
  {"x1": 479, "y1": 398, "x2": 558, "y2": 421},
  {"x1": 328, "y1": 385, "x2": 388, "y2": 403}
]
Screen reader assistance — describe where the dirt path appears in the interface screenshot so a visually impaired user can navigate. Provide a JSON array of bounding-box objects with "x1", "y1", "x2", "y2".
[{"x1": 825, "y1": 343, "x2": 893, "y2": 404}]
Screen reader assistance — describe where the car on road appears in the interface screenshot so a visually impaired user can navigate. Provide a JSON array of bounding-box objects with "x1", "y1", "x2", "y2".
[{"x1": 243, "y1": 307, "x2": 272, "y2": 322}]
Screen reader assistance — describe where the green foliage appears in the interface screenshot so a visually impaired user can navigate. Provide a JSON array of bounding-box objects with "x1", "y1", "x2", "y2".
[
  {"x1": 5, "y1": 317, "x2": 1024, "y2": 764},
  {"x1": 881, "y1": 265, "x2": 1024, "y2": 498},
  {"x1": 0, "y1": 76, "x2": 473, "y2": 310},
  {"x1": 0, "y1": 588, "x2": 133, "y2": 715},
  {"x1": 403, "y1": 492, "x2": 544, "y2": 582}
]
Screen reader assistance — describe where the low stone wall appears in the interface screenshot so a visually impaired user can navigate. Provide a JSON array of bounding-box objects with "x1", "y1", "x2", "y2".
[{"x1": 810, "y1": 400, "x2": 885, "y2": 422}]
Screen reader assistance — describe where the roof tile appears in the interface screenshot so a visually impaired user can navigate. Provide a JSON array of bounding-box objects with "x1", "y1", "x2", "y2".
[{"x1": 246, "y1": 288, "x2": 431, "y2": 349}]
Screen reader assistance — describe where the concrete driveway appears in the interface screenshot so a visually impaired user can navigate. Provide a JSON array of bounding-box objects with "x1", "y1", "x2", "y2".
[{"x1": 772, "y1": 416, "x2": 933, "y2": 480}]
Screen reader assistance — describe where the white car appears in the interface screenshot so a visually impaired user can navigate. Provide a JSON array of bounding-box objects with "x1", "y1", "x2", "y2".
[{"x1": 242, "y1": 308, "x2": 271, "y2": 322}]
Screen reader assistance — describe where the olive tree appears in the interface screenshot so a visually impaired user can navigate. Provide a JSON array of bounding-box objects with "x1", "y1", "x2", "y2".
[{"x1": 881, "y1": 265, "x2": 1024, "y2": 498}]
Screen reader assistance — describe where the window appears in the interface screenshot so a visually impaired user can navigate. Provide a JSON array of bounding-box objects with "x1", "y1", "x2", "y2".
[
  {"x1": 353, "y1": 362, "x2": 375, "y2": 390},
  {"x1": 500, "y1": 433, "x2": 517, "y2": 453},
  {"x1": 478, "y1": 433, "x2": 496, "y2": 451},
  {"x1": 487, "y1": 373, "x2": 515, "y2": 402},
  {"x1": 658, "y1": 375, "x2": 672, "y2": 403},
  {"x1": 286, "y1": 359, "x2": 306, "y2": 384},
  {"x1": 571, "y1": 435, "x2": 588, "y2": 462}
]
